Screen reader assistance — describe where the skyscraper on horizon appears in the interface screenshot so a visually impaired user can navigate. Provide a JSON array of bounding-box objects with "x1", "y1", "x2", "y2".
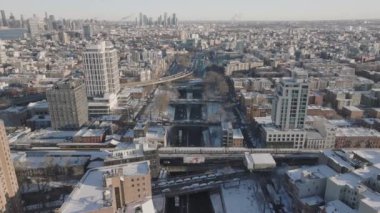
[
  {"x1": 83, "y1": 24, "x2": 93, "y2": 40},
  {"x1": 27, "y1": 17, "x2": 41, "y2": 38},
  {"x1": 83, "y1": 41, "x2": 120, "y2": 97},
  {"x1": 46, "y1": 78, "x2": 88, "y2": 130},
  {"x1": 0, "y1": 10, "x2": 8, "y2": 27},
  {"x1": 164, "y1": 12, "x2": 167, "y2": 27},
  {"x1": 0, "y1": 120, "x2": 20, "y2": 213},
  {"x1": 271, "y1": 69, "x2": 309, "y2": 130},
  {"x1": 20, "y1": 15, "x2": 25, "y2": 28},
  {"x1": 173, "y1": 13, "x2": 177, "y2": 26}
]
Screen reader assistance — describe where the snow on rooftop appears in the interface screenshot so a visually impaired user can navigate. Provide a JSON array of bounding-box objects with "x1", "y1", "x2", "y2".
[
  {"x1": 232, "y1": 129, "x2": 244, "y2": 139},
  {"x1": 254, "y1": 116, "x2": 272, "y2": 125},
  {"x1": 330, "y1": 173, "x2": 362, "y2": 189},
  {"x1": 352, "y1": 149, "x2": 380, "y2": 165},
  {"x1": 12, "y1": 152, "x2": 90, "y2": 169},
  {"x1": 251, "y1": 153, "x2": 276, "y2": 167},
  {"x1": 287, "y1": 165, "x2": 337, "y2": 183},
  {"x1": 1, "y1": 106, "x2": 26, "y2": 113},
  {"x1": 322, "y1": 150, "x2": 355, "y2": 171},
  {"x1": 353, "y1": 166, "x2": 380, "y2": 180},
  {"x1": 146, "y1": 126, "x2": 166, "y2": 140},
  {"x1": 343, "y1": 105, "x2": 362, "y2": 112},
  {"x1": 323, "y1": 200, "x2": 355, "y2": 213},
  {"x1": 306, "y1": 130, "x2": 324, "y2": 140},
  {"x1": 27, "y1": 100, "x2": 48, "y2": 109},
  {"x1": 125, "y1": 198, "x2": 155, "y2": 213},
  {"x1": 60, "y1": 161, "x2": 150, "y2": 213},
  {"x1": 328, "y1": 120, "x2": 352, "y2": 128},
  {"x1": 74, "y1": 128, "x2": 105, "y2": 137},
  {"x1": 11, "y1": 129, "x2": 77, "y2": 144},
  {"x1": 360, "y1": 190, "x2": 380, "y2": 211},
  {"x1": 97, "y1": 115, "x2": 122, "y2": 121},
  {"x1": 299, "y1": 195, "x2": 324, "y2": 206},
  {"x1": 336, "y1": 128, "x2": 380, "y2": 137}
]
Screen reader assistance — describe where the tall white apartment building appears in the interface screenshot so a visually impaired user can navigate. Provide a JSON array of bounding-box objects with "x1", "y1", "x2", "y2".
[
  {"x1": 83, "y1": 41, "x2": 120, "y2": 97},
  {"x1": 0, "y1": 120, "x2": 20, "y2": 212},
  {"x1": 272, "y1": 69, "x2": 309, "y2": 130}
]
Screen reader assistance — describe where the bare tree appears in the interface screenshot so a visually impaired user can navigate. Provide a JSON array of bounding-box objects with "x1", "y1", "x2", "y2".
[
  {"x1": 14, "y1": 160, "x2": 30, "y2": 193},
  {"x1": 155, "y1": 93, "x2": 170, "y2": 117},
  {"x1": 175, "y1": 54, "x2": 191, "y2": 67},
  {"x1": 204, "y1": 71, "x2": 229, "y2": 99}
]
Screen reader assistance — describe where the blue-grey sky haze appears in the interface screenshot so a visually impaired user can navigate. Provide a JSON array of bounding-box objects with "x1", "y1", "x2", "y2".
[{"x1": 1, "y1": 0, "x2": 380, "y2": 21}]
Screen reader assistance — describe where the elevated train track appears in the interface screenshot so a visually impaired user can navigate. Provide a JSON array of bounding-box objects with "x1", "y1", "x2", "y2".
[
  {"x1": 121, "y1": 71, "x2": 193, "y2": 88},
  {"x1": 158, "y1": 147, "x2": 322, "y2": 155}
]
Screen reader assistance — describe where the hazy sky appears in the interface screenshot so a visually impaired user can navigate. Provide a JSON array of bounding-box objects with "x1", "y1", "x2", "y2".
[{"x1": 1, "y1": 0, "x2": 380, "y2": 21}]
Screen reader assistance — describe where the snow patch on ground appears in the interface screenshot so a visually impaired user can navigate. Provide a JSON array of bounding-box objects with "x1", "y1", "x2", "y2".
[{"x1": 210, "y1": 192, "x2": 224, "y2": 213}]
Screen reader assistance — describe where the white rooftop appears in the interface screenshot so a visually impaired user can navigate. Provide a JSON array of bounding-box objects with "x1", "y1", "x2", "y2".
[
  {"x1": 360, "y1": 190, "x2": 380, "y2": 212},
  {"x1": 330, "y1": 173, "x2": 362, "y2": 189},
  {"x1": 322, "y1": 150, "x2": 355, "y2": 171},
  {"x1": 336, "y1": 128, "x2": 380, "y2": 137},
  {"x1": 251, "y1": 153, "x2": 276, "y2": 167},
  {"x1": 343, "y1": 105, "x2": 363, "y2": 112},
  {"x1": 232, "y1": 128, "x2": 244, "y2": 139},
  {"x1": 323, "y1": 200, "x2": 355, "y2": 213},
  {"x1": 287, "y1": 165, "x2": 337, "y2": 183},
  {"x1": 27, "y1": 100, "x2": 48, "y2": 109},
  {"x1": 11, "y1": 152, "x2": 89, "y2": 169},
  {"x1": 352, "y1": 150, "x2": 380, "y2": 171}
]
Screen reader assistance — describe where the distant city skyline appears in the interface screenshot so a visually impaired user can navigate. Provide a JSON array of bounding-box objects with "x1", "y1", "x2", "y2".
[{"x1": 1, "y1": 0, "x2": 380, "y2": 21}]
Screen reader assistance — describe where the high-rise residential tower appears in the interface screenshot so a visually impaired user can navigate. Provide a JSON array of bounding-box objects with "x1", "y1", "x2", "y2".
[
  {"x1": 0, "y1": 120, "x2": 20, "y2": 212},
  {"x1": 83, "y1": 41, "x2": 120, "y2": 97},
  {"x1": 46, "y1": 78, "x2": 88, "y2": 130},
  {"x1": 272, "y1": 69, "x2": 309, "y2": 130}
]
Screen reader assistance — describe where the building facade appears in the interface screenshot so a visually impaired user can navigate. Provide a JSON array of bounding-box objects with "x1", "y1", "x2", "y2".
[
  {"x1": 83, "y1": 41, "x2": 120, "y2": 97},
  {"x1": 46, "y1": 78, "x2": 88, "y2": 130},
  {"x1": 272, "y1": 69, "x2": 309, "y2": 130}
]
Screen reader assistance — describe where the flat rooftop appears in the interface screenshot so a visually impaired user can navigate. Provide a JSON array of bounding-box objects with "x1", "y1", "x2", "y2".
[
  {"x1": 27, "y1": 100, "x2": 48, "y2": 109},
  {"x1": 330, "y1": 172, "x2": 362, "y2": 189},
  {"x1": 251, "y1": 153, "x2": 276, "y2": 166},
  {"x1": 287, "y1": 165, "x2": 337, "y2": 183},
  {"x1": 322, "y1": 150, "x2": 356, "y2": 171},
  {"x1": 336, "y1": 128, "x2": 380, "y2": 137},
  {"x1": 343, "y1": 105, "x2": 363, "y2": 112},
  {"x1": 323, "y1": 200, "x2": 355, "y2": 213}
]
